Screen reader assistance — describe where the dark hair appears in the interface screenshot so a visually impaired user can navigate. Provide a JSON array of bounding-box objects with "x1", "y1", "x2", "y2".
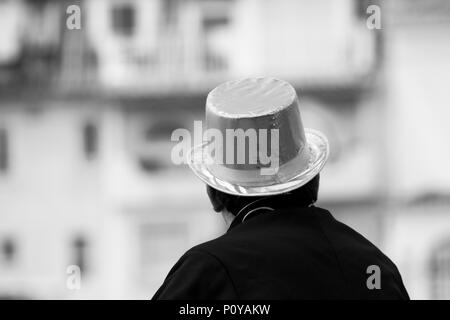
[{"x1": 207, "y1": 174, "x2": 320, "y2": 215}]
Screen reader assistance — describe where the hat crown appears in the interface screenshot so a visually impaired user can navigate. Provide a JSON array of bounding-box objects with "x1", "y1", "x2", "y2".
[
  {"x1": 207, "y1": 78, "x2": 297, "y2": 118},
  {"x1": 206, "y1": 77, "x2": 306, "y2": 170}
]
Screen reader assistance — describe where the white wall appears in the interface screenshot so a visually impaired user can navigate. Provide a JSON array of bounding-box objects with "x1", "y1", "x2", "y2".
[{"x1": 385, "y1": 23, "x2": 450, "y2": 199}]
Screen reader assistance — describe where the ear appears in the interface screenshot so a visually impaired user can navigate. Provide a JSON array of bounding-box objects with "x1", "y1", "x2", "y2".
[{"x1": 207, "y1": 185, "x2": 225, "y2": 212}]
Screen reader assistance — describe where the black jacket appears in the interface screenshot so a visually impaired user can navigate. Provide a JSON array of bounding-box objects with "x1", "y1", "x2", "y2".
[{"x1": 152, "y1": 201, "x2": 409, "y2": 300}]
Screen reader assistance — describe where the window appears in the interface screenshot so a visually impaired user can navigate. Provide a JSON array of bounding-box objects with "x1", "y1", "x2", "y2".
[
  {"x1": 145, "y1": 121, "x2": 183, "y2": 141},
  {"x1": 1, "y1": 238, "x2": 16, "y2": 264},
  {"x1": 354, "y1": 0, "x2": 377, "y2": 19},
  {"x1": 202, "y1": 14, "x2": 230, "y2": 71},
  {"x1": 202, "y1": 16, "x2": 230, "y2": 30},
  {"x1": 138, "y1": 120, "x2": 184, "y2": 173},
  {"x1": 112, "y1": 4, "x2": 136, "y2": 36},
  {"x1": 138, "y1": 158, "x2": 163, "y2": 172},
  {"x1": 72, "y1": 236, "x2": 88, "y2": 274},
  {"x1": 83, "y1": 122, "x2": 98, "y2": 160},
  {"x1": 161, "y1": 0, "x2": 179, "y2": 27},
  {"x1": 430, "y1": 240, "x2": 450, "y2": 299},
  {"x1": 0, "y1": 128, "x2": 8, "y2": 172}
]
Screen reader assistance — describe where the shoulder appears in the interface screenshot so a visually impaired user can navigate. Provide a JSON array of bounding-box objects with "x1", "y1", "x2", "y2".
[
  {"x1": 312, "y1": 206, "x2": 397, "y2": 267},
  {"x1": 152, "y1": 245, "x2": 239, "y2": 300},
  {"x1": 312, "y1": 206, "x2": 409, "y2": 299}
]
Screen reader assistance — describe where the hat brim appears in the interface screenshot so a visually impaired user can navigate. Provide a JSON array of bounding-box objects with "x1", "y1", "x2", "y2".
[{"x1": 187, "y1": 128, "x2": 329, "y2": 196}]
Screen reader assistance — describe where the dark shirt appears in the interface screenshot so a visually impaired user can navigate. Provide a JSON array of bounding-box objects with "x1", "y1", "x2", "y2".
[{"x1": 153, "y1": 202, "x2": 409, "y2": 300}]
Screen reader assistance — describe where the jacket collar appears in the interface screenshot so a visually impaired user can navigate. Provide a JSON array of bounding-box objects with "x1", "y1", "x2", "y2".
[{"x1": 228, "y1": 195, "x2": 315, "y2": 231}]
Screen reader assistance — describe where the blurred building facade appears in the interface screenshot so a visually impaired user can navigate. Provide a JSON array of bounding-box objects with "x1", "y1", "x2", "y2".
[
  {"x1": 0, "y1": 0, "x2": 449, "y2": 299},
  {"x1": 381, "y1": 0, "x2": 450, "y2": 300}
]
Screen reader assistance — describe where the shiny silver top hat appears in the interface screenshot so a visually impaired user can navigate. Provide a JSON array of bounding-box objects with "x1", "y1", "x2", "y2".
[{"x1": 188, "y1": 77, "x2": 329, "y2": 196}]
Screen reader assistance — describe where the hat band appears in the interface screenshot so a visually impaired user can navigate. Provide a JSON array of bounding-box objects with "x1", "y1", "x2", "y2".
[{"x1": 205, "y1": 145, "x2": 311, "y2": 187}]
